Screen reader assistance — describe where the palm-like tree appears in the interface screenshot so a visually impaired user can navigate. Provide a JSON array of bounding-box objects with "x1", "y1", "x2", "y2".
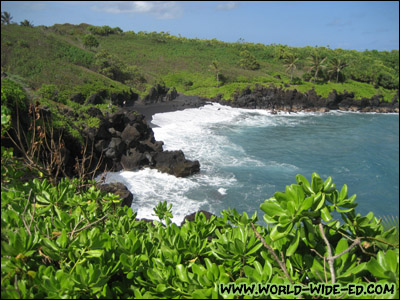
[
  {"x1": 20, "y1": 19, "x2": 34, "y2": 27},
  {"x1": 308, "y1": 53, "x2": 327, "y2": 83},
  {"x1": 328, "y1": 58, "x2": 348, "y2": 83},
  {"x1": 284, "y1": 54, "x2": 299, "y2": 83},
  {"x1": 209, "y1": 60, "x2": 221, "y2": 88},
  {"x1": 1, "y1": 11, "x2": 13, "y2": 25}
]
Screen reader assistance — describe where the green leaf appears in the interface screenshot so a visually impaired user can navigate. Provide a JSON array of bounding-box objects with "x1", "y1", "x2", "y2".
[
  {"x1": 176, "y1": 264, "x2": 189, "y2": 283},
  {"x1": 321, "y1": 206, "x2": 332, "y2": 222},
  {"x1": 243, "y1": 265, "x2": 259, "y2": 281},
  {"x1": 286, "y1": 201, "x2": 296, "y2": 216},
  {"x1": 323, "y1": 176, "x2": 333, "y2": 192},
  {"x1": 86, "y1": 249, "x2": 104, "y2": 258},
  {"x1": 274, "y1": 192, "x2": 288, "y2": 203},
  {"x1": 286, "y1": 230, "x2": 300, "y2": 257},
  {"x1": 278, "y1": 215, "x2": 291, "y2": 225},
  {"x1": 378, "y1": 249, "x2": 397, "y2": 274},
  {"x1": 338, "y1": 262, "x2": 366, "y2": 278},
  {"x1": 234, "y1": 238, "x2": 245, "y2": 254},
  {"x1": 36, "y1": 195, "x2": 50, "y2": 204},
  {"x1": 299, "y1": 195, "x2": 314, "y2": 212},
  {"x1": 42, "y1": 238, "x2": 59, "y2": 252},
  {"x1": 334, "y1": 238, "x2": 349, "y2": 267},
  {"x1": 262, "y1": 259, "x2": 273, "y2": 281},
  {"x1": 313, "y1": 192, "x2": 325, "y2": 211},
  {"x1": 367, "y1": 257, "x2": 386, "y2": 279},
  {"x1": 156, "y1": 284, "x2": 167, "y2": 293},
  {"x1": 296, "y1": 174, "x2": 314, "y2": 194},
  {"x1": 302, "y1": 219, "x2": 316, "y2": 246},
  {"x1": 127, "y1": 271, "x2": 134, "y2": 279},
  {"x1": 245, "y1": 242, "x2": 262, "y2": 256},
  {"x1": 260, "y1": 201, "x2": 285, "y2": 218},
  {"x1": 335, "y1": 206, "x2": 355, "y2": 213},
  {"x1": 56, "y1": 229, "x2": 68, "y2": 249},
  {"x1": 311, "y1": 173, "x2": 323, "y2": 193},
  {"x1": 339, "y1": 184, "x2": 348, "y2": 200},
  {"x1": 270, "y1": 223, "x2": 293, "y2": 241}
]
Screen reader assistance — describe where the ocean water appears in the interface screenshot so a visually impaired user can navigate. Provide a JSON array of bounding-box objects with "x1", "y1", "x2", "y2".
[{"x1": 103, "y1": 103, "x2": 399, "y2": 225}]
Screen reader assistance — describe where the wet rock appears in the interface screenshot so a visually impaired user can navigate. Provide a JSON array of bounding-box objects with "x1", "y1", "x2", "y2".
[
  {"x1": 70, "y1": 92, "x2": 86, "y2": 104},
  {"x1": 181, "y1": 210, "x2": 216, "y2": 226},
  {"x1": 121, "y1": 124, "x2": 142, "y2": 146},
  {"x1": 212, "y1": 85, "x2": 398, "y2": 113},
  {"x1": 121, "y1": 150, "x2": 150, "y2": 171},
  {"x1": 96, "y1": 182, "x2": 133, "y2": 207},
  {"x1": 105, "y1": 137, "x2": 125, "y2": 159},
  {"x1": 87, "y1": 107, "x2": 103, "y2": 118},
  {"x1": 151, "y1": 150, "x2": 200, "y2": 177},
  {"x1": 143, "y1": 84, "x2": 178, "y2": 104},
  {"x1": 86, "y1": 90, "x2": 107, "y2": 105}
]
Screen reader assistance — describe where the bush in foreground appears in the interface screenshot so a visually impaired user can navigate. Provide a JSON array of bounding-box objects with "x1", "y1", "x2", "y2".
[
  {"x1": 1, "y1": 168, "x2": 398, "y2": 298},
  {"x1": 1, "y1": 96, "x2": 399, "y2": 299}
]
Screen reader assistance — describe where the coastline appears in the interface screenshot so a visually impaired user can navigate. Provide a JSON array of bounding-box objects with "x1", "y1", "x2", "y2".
[
  {"x1": 107, "y1": 100, "x2": 399, "y2": 225},
  {"x1": 128, "y1": 88, "x2": 399, "y2": 127},
  {"x1": 130, "y1": 94, "x2": 207, "y2": 127}
]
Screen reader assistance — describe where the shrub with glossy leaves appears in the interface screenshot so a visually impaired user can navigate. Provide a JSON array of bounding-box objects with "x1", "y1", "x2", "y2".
[{"x1": 1, "y1": 144, "x2": 398, "y2": 300}]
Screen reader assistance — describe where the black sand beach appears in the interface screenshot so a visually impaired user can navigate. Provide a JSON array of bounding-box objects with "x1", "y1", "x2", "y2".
[{"x1": 130, "y1": 94, "x2": 208, "y2": 127}]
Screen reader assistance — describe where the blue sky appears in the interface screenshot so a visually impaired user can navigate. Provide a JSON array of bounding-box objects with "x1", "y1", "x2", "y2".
[{"x1": 1, "y1": 1, "x2": 399, "y2": 51}]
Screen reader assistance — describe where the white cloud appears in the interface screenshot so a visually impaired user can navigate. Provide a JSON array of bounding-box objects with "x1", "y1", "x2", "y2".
[
  {"x1": 216, "y1": 1, "x2": 239, "y2": 11},
  {"x1": 91, "y1": 1, "x2": 183, "y2": 19}
]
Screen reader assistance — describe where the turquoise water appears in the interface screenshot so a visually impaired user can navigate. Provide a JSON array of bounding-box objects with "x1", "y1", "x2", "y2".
[{"x1": 104, "y1": 104, "x2": 399, "y2": 224}]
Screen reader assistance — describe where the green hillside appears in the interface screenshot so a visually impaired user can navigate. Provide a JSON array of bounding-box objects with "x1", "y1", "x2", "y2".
[
  {"x1": 2, "y1": 22, "x2": 399, "y2": 298},
  {"x1": 1, "y1": 23, "x2": 399, "y2": 103}
]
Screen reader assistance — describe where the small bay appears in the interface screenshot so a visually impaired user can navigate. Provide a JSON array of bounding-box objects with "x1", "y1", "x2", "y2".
[{"x1": 104, "y1": 103, "x2": 399, "y2": 224}]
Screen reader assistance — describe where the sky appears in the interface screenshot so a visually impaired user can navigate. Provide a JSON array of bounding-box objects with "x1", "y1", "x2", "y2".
[{"x1": 1, "y1": 1, "x2": 399, "y2": 51}]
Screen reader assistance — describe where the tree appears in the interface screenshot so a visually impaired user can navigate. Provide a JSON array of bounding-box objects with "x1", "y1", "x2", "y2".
[
  {"x1": 1, "y1": 11, "x2": 12, "y2": 25},
  {"x1": 284, "y1": 54, "x2": 299, "y2": 83},
  {"x1": 209, "y1": 60, "x2": 221, "y2": 88},
  {"x1": 83, "y1": 34, "x2": 99, "y2": 50},
  {"x1": 20, "y1": 19, "x2": 33, "y2": 27},
  {"x1": 308, "y1": 53, "x2": 327, "y2": 83},
  {"x1": 239, "y1": 50, "x2": 260, "y2": 70},
  {"x1": 328, "y1": 58, "x2": 348, "y2": 83},
  {"x1": 94, "y1": 50, "x2": 123, "y2": 80}
]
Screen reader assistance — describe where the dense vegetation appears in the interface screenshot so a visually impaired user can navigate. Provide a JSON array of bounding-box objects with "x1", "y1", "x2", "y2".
[
  {"x1": 2, "y1": 127, "x2": 399, "y2": 298},
  {"x1": 1, "y1": 21, "x2": 399, "y2": 104},
  {"x1": 2, "y1": 58, "x2": 400, "y2": 300},
  {"x1": 1, "y1": 17, "x2": 399, "y2": 299}
]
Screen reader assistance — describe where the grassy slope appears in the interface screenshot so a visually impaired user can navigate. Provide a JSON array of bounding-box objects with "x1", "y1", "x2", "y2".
[{"x1": 1, "y1": 23, "x2": 398, "y2": 102}]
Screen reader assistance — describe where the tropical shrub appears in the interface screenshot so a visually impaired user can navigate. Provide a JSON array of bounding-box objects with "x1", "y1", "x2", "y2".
[
  {"x1": 239, "y1": 50, "x2": 260, "y2": 70},
  {"x1": 1, "y1": 150, "x2": 398, "y2": 299},
  {"x1": 38, "y1": 84, "x2": 59, "y2": 102},
  {"x1": 88, "y1": 25, "x2": 122, "y2": 36},
  {"x1": 83, "y1": 34, "x2": 99, "y2": 50},
  {"x1": 1, "y1": 78, "x2": 28, "y2": 113}
]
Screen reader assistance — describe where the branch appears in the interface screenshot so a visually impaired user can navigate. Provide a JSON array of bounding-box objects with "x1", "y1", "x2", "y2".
[
  {"x1": 331, "y1": 238, "x2": 360, "y2": 260},
  {"x1": 69, "y1": 213, "x2": 109, "y2": 239},
  {"x1": 250, "y1": 223, "x2": 293, "y2": 284},
  {"x1": 319, "y1": 223, "x2": 336, "y2": 283},
  {"x1": 21, "y1": 189, "x2": 33, "y2": 236},
  {"x1": 318, "y1": 223, "x2": 361, "y2": 284}
]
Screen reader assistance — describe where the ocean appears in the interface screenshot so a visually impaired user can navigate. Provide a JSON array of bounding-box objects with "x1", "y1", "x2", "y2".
[{"x1": 103, "y1": 103, "x2": 399, "y2": 225}]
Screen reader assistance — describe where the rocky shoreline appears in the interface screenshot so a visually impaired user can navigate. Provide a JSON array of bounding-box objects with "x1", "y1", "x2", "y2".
[
  {"x1": 210, "y1": 85, "x2": 399, "y2": 114},
  {"x1": 86, "y1": 108, "x2": 200, "y2": 178},
  {"x1": 67, "y1": 85, "x2": 399, "y2": 223},
  {"x1": 131, "y1": 93, "x2": 207, "y2": 126}
]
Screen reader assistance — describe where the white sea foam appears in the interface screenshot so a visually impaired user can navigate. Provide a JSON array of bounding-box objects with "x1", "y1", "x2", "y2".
[
  {"x1": 103, "y1": 169, "x2": 206, "y2": 224},
  {"x1": 218, "y1": 188, "x2": 227, "y2": 196},
  {"x1": 101, "y1": 103, "x2": 313, "y2": 224}
]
